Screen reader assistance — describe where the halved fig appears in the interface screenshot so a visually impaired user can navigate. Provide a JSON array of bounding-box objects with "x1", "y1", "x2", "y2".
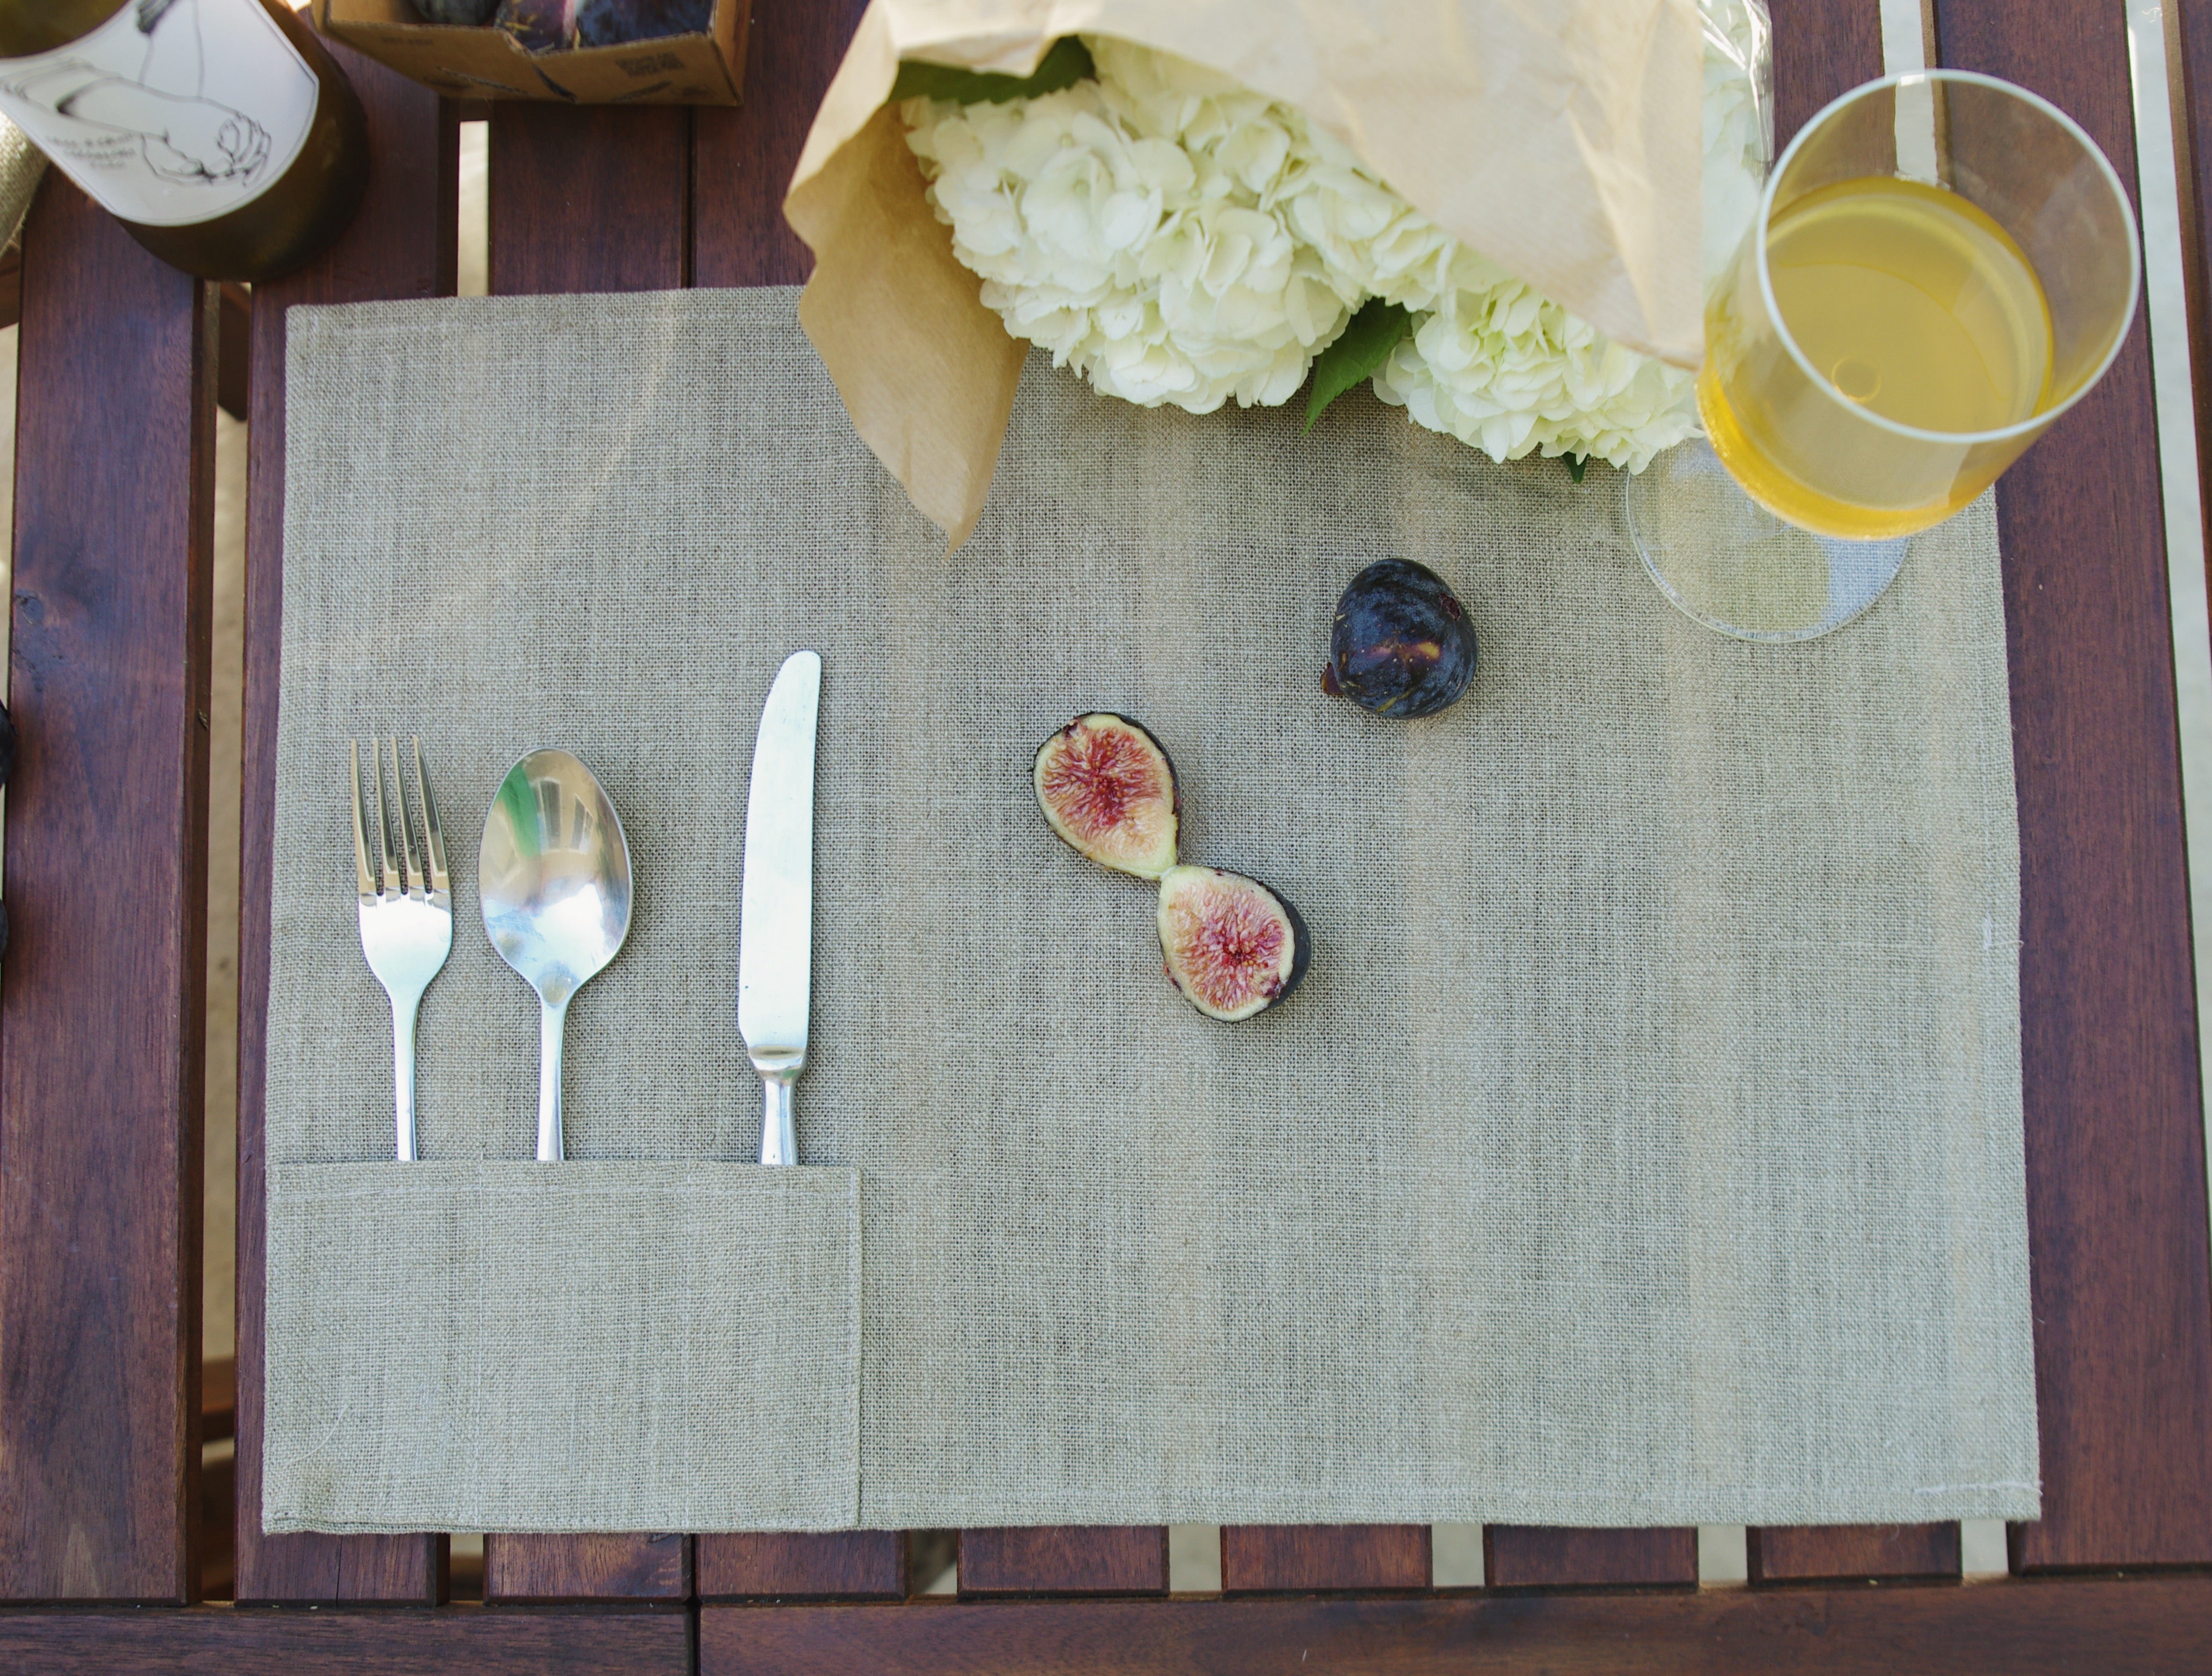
[
  {"x1": 1157, "y1": 864, "x2": 1310, "y2": 1022},
  {"x1": 1034, "y1": 713, "x2": 1180, "y2": 878}
]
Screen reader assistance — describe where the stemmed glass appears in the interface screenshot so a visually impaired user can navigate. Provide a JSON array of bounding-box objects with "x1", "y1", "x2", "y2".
[{"x1": 1630, "y1": 71, "x2": 2140, "y2": 641}]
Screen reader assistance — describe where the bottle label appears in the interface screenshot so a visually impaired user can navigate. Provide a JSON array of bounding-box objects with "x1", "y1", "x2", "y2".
[{"x1": 0, "y1": 1, "x2": 316, "y2": 229}]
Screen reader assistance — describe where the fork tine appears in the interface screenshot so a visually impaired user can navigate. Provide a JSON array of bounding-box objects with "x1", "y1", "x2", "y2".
[
  {"x1": 389, "y1": 737, "x2": 422, "y2": 895},
  {"x1": 351, "y1": 741, "x2": 376, "y2": 898},
  {"x1": 373, "y1": 735, "x2": 400, "y2": 897},
  {"x1": 413, "y1": 736, "x2": 450, "y2": 894}
]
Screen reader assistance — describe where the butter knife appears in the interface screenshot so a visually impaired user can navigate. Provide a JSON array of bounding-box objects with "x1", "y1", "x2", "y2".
[{"x1": 738, "y1": 649, "x2": 821, "y2": 1166}]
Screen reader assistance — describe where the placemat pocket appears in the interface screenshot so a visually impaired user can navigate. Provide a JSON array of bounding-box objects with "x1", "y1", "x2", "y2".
[{"x1": 262, "y1": 1161, "x2": 860, "y2": 1534}]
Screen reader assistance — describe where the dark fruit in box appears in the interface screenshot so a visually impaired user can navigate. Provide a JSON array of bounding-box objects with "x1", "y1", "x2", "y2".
[
  {"x1": 576, "y1": 0, "x2": 712, "y2": 45},
  {"x1": 1157, "y1": 864, "x2": 1309, "y2": 1022},
  {"x1": 1322, "y1": 557, "x2": 1477, "y2": 718},
  {"x1": 412, "y1": 0, "x2": 500, "y2": 22},
  {"x1": 1034, "y1": 714, "x2": 1180, "y2": 878},
  {"x1": 497, "y1": 0, "x2": 711, "y2": 49}
]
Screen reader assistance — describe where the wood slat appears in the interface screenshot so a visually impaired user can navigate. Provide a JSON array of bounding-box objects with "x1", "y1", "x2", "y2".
[
  {"x1": 1935, "y1": 0, "x2": 2212, "y2": 1571},
  {"x1": 703, "y1": 1573, "x2": 2212, "y2": 1676},
  {"x1": 1750, "y1": 1524, "x2": 1960, "y2": 1585},
  {"x1": 1483, "y1": 1528, "x2": 1697, "y2": 1590},
  {"x1": 0, "y1": 174, "x2": 214, "y2": 1603},
  {"x1": 233, "y1": 49, "x2": 454, "y2": 1605},
  {"x1": 696, "y1": 1532, "x2": 907, "y2": 1599},
  {"x1": 1764, "y1": 0, "x2": 1887, "y2": 147},
  {"x1": 1220, "y1": 1527, "x2": 1429, "y2": 1593},
  {"x1": 474, "y1": 94, "x2": 692, "y2": 1608},
  {"x1": 690, "y1": 0, "x2": 870, "y2": 286},
  {"x1": 1755, "y1": 0, "x2": 1992, "y2": 1595},
  {"x1": 488, "y1": 104, "x2": 692, "y2": 296},
  {"x1": 0, "y1": 1607, "x2": 689, "y2": 1673},
  {"x1": 960, "y1": 1528, "x2": 1169, "y2": 1596},
  {"x1": 2181, "y1": 0, "x2": 2212, "y2": 573},
  {"x1": 481, "y1": 1533, "x2": 688, "y2": 1601}
]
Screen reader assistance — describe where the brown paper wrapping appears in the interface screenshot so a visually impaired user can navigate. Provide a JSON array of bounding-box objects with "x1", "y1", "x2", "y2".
[{"x1": 783, "y1": 1, "x2": 1708, "y2": 546}]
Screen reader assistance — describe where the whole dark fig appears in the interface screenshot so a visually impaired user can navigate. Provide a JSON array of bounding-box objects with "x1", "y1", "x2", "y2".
[
  {"x1": 413, "y1": 0, "x2": 500, "y2": 22},
  {"x1": 1034, "y1": 713, "x2": 1179, "y2": 878},
  {"x1": 1322, "y1": 557, "x2": 1476, "y2": 718},
  {"x1": 1157, "y1": 865, "x2": 1309, "y2": 1022}
]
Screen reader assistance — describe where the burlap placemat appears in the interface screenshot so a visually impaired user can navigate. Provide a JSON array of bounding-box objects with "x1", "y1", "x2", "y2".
[{"x1": 264, "y1": 285, "x2": 2037, "y2": 1531}]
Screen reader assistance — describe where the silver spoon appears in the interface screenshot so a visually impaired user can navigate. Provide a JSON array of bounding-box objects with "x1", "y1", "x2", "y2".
[{"x1": 479, "y1": 749, "x2": 633, "y2": 1162}]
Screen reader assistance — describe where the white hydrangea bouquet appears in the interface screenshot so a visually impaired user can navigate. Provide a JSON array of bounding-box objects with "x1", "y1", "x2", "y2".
[{"x1": 787, "y1": 0, "x2": 1767, "y2": 544}]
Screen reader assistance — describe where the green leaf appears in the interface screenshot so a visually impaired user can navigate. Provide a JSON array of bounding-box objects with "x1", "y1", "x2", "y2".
[
  {"x1": 891, "y1": 36, "x2": 1096, "y2": 105},
  {"x1": 1565, "y1": 453, "x2": 1588, "y2": 483},
  {"x1": 1304, "y1": 300, "x2": 1414, "y2": 433}
]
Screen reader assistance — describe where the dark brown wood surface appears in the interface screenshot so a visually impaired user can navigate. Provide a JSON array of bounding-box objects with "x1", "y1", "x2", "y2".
[
  {"x1": 1221, "y1": 1527, "x2": 1430, "y2": 1593},
  {"x1": 696, "y1": 1532, "x2": 907, "y2": 1600},
  {"x1": 233, "y1": 47, "x2": 454, "y2": 1607},
  {"x1": 1750, "y1": 1524, "x2": 1960, "y2": 1585},
  {"x1": 690, "y1": 0, "x2": 864, "y2": 286},
  {"x1": 482, "y1": 1534, "x2": 690, "y2": 1602},
  {"x1": 489, "y1": 105, "x2": 693, "y2": 296},
  {"x1": 0, "y1": 177, "x2": 213, "y2": 1603},
  {"x1": 2180, "y1": 0, "x2": 2212, "y2": 611},
  {"x1": 0, "y1": 1606, "x2": 689, "y2": 1672},
  {"x1": 1936, "y1": 0, "x2": 2212, "y2": 1571},
  {"x1": 1765, "y1": 0, "x2": 1886, "y2": 147},
  {"x1": 960, "y1": 1528, "x2": 1169, "y2": 1596},
  {"x1": 701, "y1": 1574, "x2": 2212, "y2": 1675},
  {"x1": 1483, "y1": 1529, "x2": 1696, "y2": 1590}
]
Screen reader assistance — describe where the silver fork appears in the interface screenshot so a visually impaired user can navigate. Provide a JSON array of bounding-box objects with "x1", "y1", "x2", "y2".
[{"x1": 352, "y1": 737, "x2": 453, "y2": 1161}]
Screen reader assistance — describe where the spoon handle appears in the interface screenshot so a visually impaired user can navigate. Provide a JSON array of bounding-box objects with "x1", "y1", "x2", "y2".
[{"x1": 537, "y1": 994, "x2": 569, "y2": 1162}]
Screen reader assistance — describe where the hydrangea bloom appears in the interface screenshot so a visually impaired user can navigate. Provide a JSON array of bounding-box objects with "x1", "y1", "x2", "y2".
[
  {"x1": 903, "y1": 40, "x2": 1359, "y2": 413},
  {"x1": 903, "y1": 1, "x2": 1768, "y2": 466}
]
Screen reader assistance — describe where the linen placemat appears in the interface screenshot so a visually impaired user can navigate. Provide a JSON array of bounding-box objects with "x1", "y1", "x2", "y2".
[
  {"x1": 265, "y1": 284, "x2": 2037, "y2": 1530},
  {"x1": 262, "y1": 1163, "x2": 862, "y2": 1533}
]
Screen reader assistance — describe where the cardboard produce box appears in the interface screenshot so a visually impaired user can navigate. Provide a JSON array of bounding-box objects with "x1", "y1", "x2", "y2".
[{"x1": 316, "y1": 2, "x2": 747, "y2": 105}]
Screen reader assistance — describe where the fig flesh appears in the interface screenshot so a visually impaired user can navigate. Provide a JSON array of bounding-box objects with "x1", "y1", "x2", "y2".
[
  {"x1": 1323, "y1": 557, "x2": 1477, "y2": 718},
  {"x1": 1035, "y1": 714, "x2": 1180, "y2": 878},
  {"x1": 1157, "y1": 864, "x2": 1309, "y2": 1022}
]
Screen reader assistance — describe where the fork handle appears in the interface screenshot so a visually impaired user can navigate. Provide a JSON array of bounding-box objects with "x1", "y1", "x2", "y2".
[
  {"x1": 537, "y1": 994, "x2": 570, "y2": 1163},
  {"x1": 392, "y1": 992, "x2": 421, "y2": 1163}
]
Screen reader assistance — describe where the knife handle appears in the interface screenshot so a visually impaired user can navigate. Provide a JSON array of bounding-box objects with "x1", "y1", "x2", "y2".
[{"x1": 760, "y1": 1076, "x2": 797, "y2": 1167}]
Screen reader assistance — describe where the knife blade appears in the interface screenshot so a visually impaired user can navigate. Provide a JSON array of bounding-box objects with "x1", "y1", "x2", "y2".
[{"x1": 738, "y1": 649, "x2": 821, "y2": 1166}]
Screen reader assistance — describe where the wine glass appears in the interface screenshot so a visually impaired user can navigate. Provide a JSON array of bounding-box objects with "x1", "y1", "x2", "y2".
[{"x1": 1630, "y1": 71, "x2": 2140, "y2": 641}]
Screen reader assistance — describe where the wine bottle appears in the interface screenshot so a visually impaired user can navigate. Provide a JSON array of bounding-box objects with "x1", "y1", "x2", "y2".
[{"x1": 0, "y1": 0, "x2": 369, "y2": 282}]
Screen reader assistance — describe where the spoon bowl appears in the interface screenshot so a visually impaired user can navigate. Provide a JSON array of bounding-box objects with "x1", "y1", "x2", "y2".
[{"x1": 480, "y1": 748, "x2": 633, "y2": 1161}]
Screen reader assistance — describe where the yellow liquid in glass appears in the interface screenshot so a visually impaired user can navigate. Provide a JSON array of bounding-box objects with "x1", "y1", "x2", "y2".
[{"x1": 1701, "y1": 176, "x2": 2056, "y2": 538}]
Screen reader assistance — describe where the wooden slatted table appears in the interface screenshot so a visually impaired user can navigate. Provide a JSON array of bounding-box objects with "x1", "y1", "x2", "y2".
[{"x1": 3, "y1": 0, "x2": 2210, "y2": 1666}]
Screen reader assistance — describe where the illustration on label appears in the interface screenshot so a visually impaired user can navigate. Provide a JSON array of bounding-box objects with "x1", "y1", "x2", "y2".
[{"x1": 0, "y1": 0, "x2": 317, "y2": 228}]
